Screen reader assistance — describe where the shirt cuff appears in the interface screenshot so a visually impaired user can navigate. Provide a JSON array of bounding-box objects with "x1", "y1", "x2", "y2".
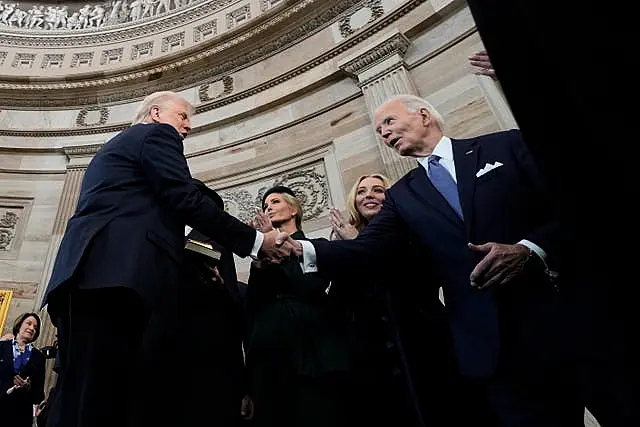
[
  {"x1": 518, "y1": 239, "x2": 555, "y2": 275},
  {"x1": 299, "y1": 240, "x2": 318, "y2": 273},
  {"x1": 251, "y1": 231, "x2": 264, "y2": 258}
]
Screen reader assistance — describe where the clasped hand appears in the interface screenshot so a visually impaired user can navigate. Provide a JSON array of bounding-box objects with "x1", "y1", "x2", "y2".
[
  {"x1": 469, "y1": 242, "x2": 531, "y2": 289},
  {"x1": 249, "y1": 210, "x2": 301, "y2": 263}
]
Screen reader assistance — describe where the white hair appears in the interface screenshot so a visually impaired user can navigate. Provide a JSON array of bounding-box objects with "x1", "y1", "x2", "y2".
[
  {"x1": 131, "y1": 91, "x2": 193, "y2": 125},
  {"x1": 380, "y1": 94, "x2": 445, "y2": 131}
]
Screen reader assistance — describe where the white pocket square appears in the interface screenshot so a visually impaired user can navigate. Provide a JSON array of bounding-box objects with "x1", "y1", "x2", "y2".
[{"x1": 476, "y1": 161, "x2": 503, "y2": 178}]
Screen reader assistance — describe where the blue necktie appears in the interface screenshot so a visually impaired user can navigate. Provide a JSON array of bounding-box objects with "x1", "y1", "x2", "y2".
[{"x1": 427, "y1": 155, "x2": 463, "y2": 219}]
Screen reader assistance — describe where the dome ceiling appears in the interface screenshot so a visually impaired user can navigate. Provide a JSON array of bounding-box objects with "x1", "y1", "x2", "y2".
[{"x1": 0, "y1": 0, "x2": 364, "y2": 108}]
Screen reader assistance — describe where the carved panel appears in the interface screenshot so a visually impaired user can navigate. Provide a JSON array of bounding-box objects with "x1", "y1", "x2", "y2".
[
  {"x1": 193, "y1": 19, "x2": 217, "y2": 42},
  {"x1": 100, "y1": 47, "x2": 124, "y2": 65},
  {"x1": 338, "y1": 0, "x2": 384, "y2": 38},
  {"x1": 70, "y1": 52, "x2": 94, "y2": 68},
  {"x1": 218, "y1": 163, "x2": 330, "y2": 224},
  {"x1": 0, "y1": 51, "x2": 6, "y2": 65},
  {"x1": 0, "y1": 197, "x2": 33, "y2": 260},
  {"x1": 11, "y1": 53, "x2": 36, "y2": 69},
  {"x1": 41, "y1": 53, "x2": 64, "y2": 69},
  {"x1": 226, "y1": 4, "x2": 251, "y2": 29},
  {"x1": 161, "y1": 31, "x2": 185, "y2": 52},
  {"x1": 198, "y1": 75, "x2": 233, "y2": 102},
  {"x1": 261, "y1": 0, "x2": 283, "y2": 12},
  {"x1": 76, "y1": 106, "x2": 110, "y2": 127},
  {"x1": 131, "y1": 41, "x2": 154, "y2": 60}
]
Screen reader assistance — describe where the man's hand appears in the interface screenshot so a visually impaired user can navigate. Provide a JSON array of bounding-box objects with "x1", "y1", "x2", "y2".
[
  {"x1": 241, "y1": 394, "x2": 254, "y2": 420},
  {"x1": 13, "y1": 375, "x2": 31, "y2": 391},
  {"x1": 469, "y1": 242, "x2": 531, "y2": 289},
  {"x1": 469, "y1": 49, "x2": 497, "y2": 79},
  {"x1": 206, "y1": 265, "x2": 224, "y2": 285},
  {"x1": 259, "y1": 229, "x2": 294, "y2": 262}
]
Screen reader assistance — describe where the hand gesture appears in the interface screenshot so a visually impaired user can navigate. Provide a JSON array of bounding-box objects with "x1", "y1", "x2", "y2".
[
  {"x1": 468, "y1": 242, "x2": 531, "y2": 289},
  {"x1": 13, "y1": 375, "x2": 31, "y2": 391},
  {"x1": 329, "y1": 208, "x2": 358, "y2": 240},
  {"x1": 249, "y1": 210, "x2": 273, "y2": 233},
  {"x1": 469, "y1": 49, "x2": 496, "y2": 79},
  {"x1": 259, "y1": 229, "x2": 295, "y2": 262}
]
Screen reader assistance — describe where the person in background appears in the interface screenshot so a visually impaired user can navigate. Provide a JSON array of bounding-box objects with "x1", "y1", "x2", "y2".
[
  {"x1": 245, "y1": 185, "x2": 349, "y2": 427},
  {"x1": 329, "y1": 174, "x2": 470, "y2": 426},
  {"x1": 0, "y1": 312, "x2": 46, "y2": 427}
]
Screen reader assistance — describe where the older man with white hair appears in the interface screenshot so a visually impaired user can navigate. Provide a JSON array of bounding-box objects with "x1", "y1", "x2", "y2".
[{"x1": 42, "y1": 91, "x2": 290, "y2": 427}]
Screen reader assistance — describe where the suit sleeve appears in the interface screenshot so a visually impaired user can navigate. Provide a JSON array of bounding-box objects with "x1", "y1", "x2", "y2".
[
  {"x1": 27, "y1": 351, "x2": 46, "y2": 404},
  {"x1": 140, "y1": 123, "x2": 256, "y2": 257},
  {"x1": 312, "y1": 193, "x2": 409, "y2": 281}
]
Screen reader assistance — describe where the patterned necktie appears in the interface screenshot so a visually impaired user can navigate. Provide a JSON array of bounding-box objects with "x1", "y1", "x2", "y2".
[{"x1": 427, "y1": 155, "x2": 463, "y2": 219}]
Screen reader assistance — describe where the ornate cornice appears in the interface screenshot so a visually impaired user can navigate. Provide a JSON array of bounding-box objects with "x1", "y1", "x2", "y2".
[
  {"x1": 0, "y1": 0, "x2": 226, "y2": 47},
  {"x1": 63, "y1": 143, "x2": 103, "y2": 158},
  {"x1": 0, "y1": 0, "x2": 427, "y2": 109},
  {"x1": 339, "y1": 31, "x2": 411, "y2": 76}
]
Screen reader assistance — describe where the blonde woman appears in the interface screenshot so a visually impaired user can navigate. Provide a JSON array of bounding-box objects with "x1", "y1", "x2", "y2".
[
  {"x1": 246, "y1": 185, "x2": 349, "y2": 427},
  {"x1": 329, "y1": 173, "x2": 456, "y2": 426}
]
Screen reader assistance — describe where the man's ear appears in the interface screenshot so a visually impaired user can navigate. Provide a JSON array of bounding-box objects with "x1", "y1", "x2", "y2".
[{"x1": 418, "y1": 107, "x2": 432, "y2": 126}]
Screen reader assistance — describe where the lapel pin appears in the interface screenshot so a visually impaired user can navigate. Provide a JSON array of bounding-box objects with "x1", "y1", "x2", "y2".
[{"x1": 465, "y1": 150, "x2": 473, "y2": 155}]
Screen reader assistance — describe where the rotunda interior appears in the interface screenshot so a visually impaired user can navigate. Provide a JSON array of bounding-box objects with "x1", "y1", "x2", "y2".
[{"x1": 0, "y1": 1, "x2": 602, "y2": 425}]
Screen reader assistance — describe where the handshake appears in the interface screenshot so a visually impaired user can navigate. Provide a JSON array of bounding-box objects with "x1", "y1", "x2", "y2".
[
  {"x1": 258, "y1": 229, "x2": 303, "y2": 263},
  {"x1": 250, "y1": 210, "x2": 303, "y2": 263}
]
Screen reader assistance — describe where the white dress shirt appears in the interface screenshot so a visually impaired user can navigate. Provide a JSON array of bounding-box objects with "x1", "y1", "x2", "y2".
[{"x1": 301, "y1": 135, "x2": 549, "y2": 273}]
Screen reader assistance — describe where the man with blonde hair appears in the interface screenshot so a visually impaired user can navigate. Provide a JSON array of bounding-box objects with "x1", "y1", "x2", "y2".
[{"x1": 42, "y1": 91, "x2": 290, "y2": 427}]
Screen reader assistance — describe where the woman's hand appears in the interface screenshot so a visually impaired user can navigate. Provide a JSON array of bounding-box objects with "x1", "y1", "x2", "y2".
[
  {"x1": 250, "y1": 210, "x2": 274, "y2": 233},
  {"x1": 330, "y1": 208, "x2": 358, "y2": 240}
]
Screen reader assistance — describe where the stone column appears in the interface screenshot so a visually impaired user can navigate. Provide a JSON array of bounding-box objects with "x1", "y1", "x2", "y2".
[
  {"x1": 339, "y1": 30, "x2": 419, "y2": 181},
  {"x1": 34, "y1": 144, "x2": 101, "y2": 391}
]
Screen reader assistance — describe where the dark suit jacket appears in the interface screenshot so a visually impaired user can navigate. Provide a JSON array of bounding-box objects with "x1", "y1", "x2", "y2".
[
  {"x1": 43, "y1": 123, "x2": 256, "y2": 313},
  {"x1": 313, "y1": 129, "x2": 563, "y2": 377},
  {"x1": 0, "y1": 341, "x2": 46, "y2": 427}
]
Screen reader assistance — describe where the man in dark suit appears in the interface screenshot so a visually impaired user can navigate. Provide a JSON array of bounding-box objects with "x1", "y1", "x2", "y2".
[
  {"x1": 43, "y1": 91, "x2": 291, "y2": 427},
  {"x1": 288, "y1": 94, "x2": 584, "y2": 426},
  {"x1": 138, "y1": 178, "x2": 248, "y2": 427}
]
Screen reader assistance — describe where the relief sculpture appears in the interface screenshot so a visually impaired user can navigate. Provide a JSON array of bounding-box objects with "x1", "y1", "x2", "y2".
[{"x1": 0, "y1": 0, "x2": 213, "y2": 30}]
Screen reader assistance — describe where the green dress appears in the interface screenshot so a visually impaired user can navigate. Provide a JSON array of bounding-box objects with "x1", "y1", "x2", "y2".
[{"x1": 245, "y1": 230, "x2": 349, "y2": 427}]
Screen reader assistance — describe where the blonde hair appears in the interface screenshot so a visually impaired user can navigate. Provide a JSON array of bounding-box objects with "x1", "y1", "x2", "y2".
[
  {"x1": 131, "y1": 91, "x2": 194, "y2": 125},
  {"x1": 346, "y1": 173, "x2": 392, "y2": 231},
  {"x1": 381, "y1": 94, "x2": 445, "y2": 131},
  {"x1": 264, "y1": 192, "x2": 304, "y2": 230}
]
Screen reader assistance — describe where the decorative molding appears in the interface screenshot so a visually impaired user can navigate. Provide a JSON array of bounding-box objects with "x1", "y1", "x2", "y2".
[
  {"x1": 0, "y1": 196, "x2": 33, "y2": 259},
  {"x1": 41, "y1": 53, "x2": 64, "y2": 69},
  {"x1": 131, "y1": 41, "x2": 154, "y2": 60},
  {"x1": 219, "y1": 163, "x2": 330, "y2": 224},
  {"x1": 339, "y1": 31, "x2": 411, "y2": 76},
  {"x1": 193, "y1": 19, "x2": 217, "y2": 42},
  {"x1": 0, "y1": 51, "x2": 6, "y2": 65},
  {"x1": 226, "y1": 4, "x2": 251, "y2": 30},
  {"x1": 11, "y1": 52, "x2": 36, "y2": 68},
  {"x1": 100, "y1": 47, "x2": 123, "y2": 65},
  {"x1": 70, "y1": 52, "x2": 94, "y2": 68},
  {"x1": 338, "y1": 0, "x2": 384, "y2": 38},
  {"x1": 0, "y1": 0, "x2": 215, "y2": 34},
  {"x1": 198, "y1": 75, "x2": 233, "y2": 102},
  {"x1": 76, "y1": 106, "x2": 110, "y2": 127},
  {"x1": 0, "y1": 0, "x2": 427, "y2": 110},
  {"x1": 63, "y1": 144, "x2": 103, "y2": 158},
  {"x1": 161, "y1": 31, "x2": 186, "y2": 53}
]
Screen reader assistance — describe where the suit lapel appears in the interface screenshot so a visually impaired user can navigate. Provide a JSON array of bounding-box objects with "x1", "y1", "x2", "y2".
[
  {"x1": 407, "y1": 167, "x2": 463, "y2": 229},
  {"x1": 453, "y1": 138, "x2": 480, "y2": 237}
]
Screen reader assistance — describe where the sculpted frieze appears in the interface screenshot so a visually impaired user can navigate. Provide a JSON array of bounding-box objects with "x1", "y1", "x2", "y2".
[{"x1": 0, "y1": 0, "x2": 212, "y2": 31}]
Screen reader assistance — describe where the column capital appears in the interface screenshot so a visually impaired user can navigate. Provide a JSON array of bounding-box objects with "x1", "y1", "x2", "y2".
[
  {"x1": 63, "y1": 143, "x2": 102, "y2": 169},
  {"x1": 338, "y1": 30, "x2": 411, "y2": 81}
]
